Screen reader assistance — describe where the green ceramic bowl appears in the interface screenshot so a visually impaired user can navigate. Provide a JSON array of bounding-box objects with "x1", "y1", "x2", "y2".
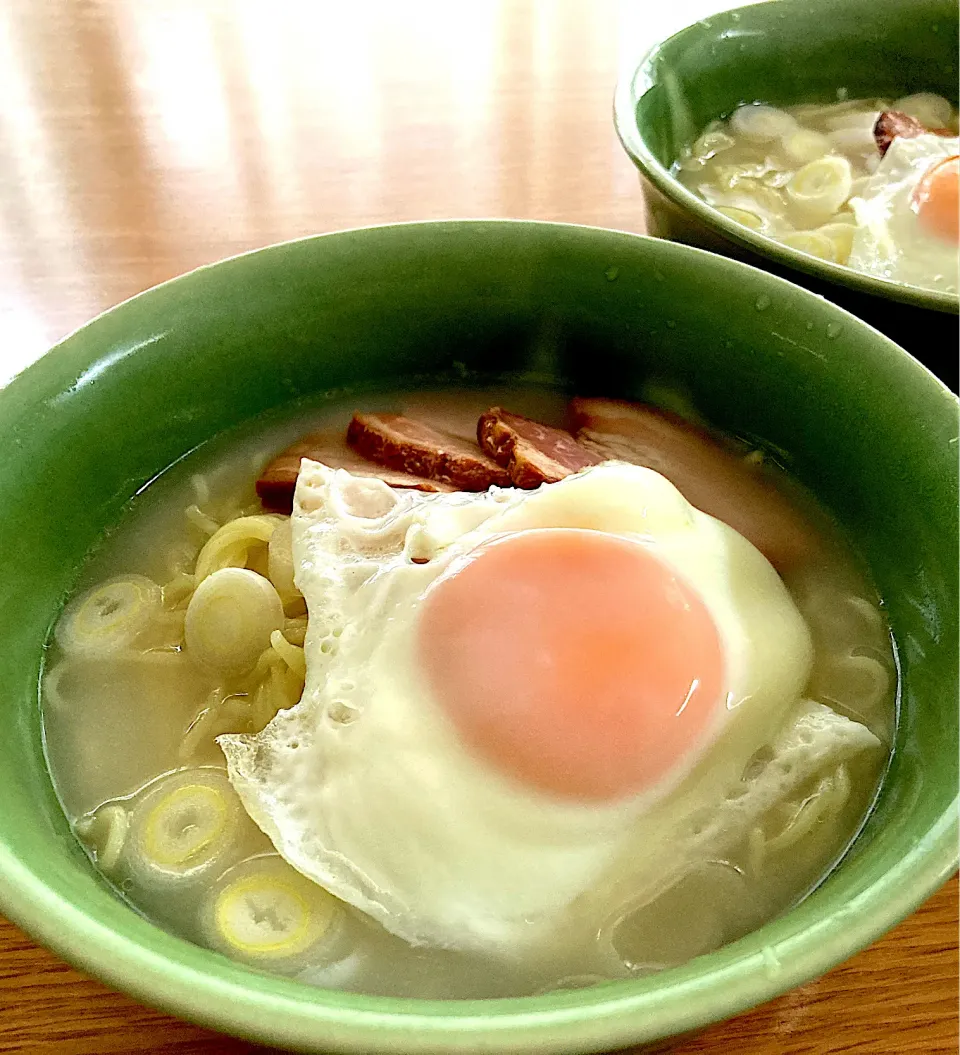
[
  {"x1": 614, "y1": 0, "x2": 960, "y2": 388},
  {"x1": 0, "y1": 222, "x2": 956, "y2": 1054}
]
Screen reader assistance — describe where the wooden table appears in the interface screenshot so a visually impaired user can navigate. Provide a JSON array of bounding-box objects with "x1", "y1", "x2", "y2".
[{"x1": 0, "y1": 1, "x2": 956, "y2": 1052}]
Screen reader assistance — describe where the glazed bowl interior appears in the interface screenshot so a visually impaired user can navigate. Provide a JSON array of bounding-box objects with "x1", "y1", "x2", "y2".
[
  {"x1": 0, "y1": 222, "x2": 956, "y2": 1055},
  {"x1": 614, "y1": 0, "x2": 960, "y2": 315}
]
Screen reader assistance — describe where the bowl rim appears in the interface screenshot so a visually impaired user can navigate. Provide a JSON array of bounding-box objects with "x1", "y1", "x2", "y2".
[
  {"x1": 2, "y1": 806, "x2": 955, "y2": 1052},
  {"x1": 0, "y1": 219, "x2": 957, "y2": 1054},
  {"x1": 612, "y1": 0, "x2": 960, "y2": 317}
]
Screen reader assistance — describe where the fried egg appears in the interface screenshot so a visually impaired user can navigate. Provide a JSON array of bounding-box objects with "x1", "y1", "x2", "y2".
[
  {"x1": 848, "y1": 133, "x2": 959, "y2": 292},
  {"x1": 220, "y1": 461, "x2": 819, "y2": 952}
]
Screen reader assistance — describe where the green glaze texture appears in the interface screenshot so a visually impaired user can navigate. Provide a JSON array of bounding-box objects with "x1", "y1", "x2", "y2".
[
  {"x1": 614, "y1": 0, "x2": 960, "y2": 382},
  {"x1": 0, "y1": 222, "x2": 956, "y2": 1054}
]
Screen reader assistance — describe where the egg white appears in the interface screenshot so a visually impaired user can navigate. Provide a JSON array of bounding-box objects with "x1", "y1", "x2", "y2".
[
  {"x1": 219, "y1": 461, "x2": 819, "y2": 953},
  {"x1": 848, "y1": 133, "x2": 959, "y2": 293}
]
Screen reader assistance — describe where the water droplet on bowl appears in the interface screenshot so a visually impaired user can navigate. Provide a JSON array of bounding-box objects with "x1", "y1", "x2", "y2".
[
  {"x1": 605, "y1": 266, "x2": 619, "y2": 281},
  {"x1": 755, "y1": 295, "x2": 771, "y2": 311},
  {"x1": 666, "y1": 319, "x2": 676, "y2": 329},
  {"x1": 826, "y1": 323, "x2": 842, "y2": 339},
  {"x1": 805, "y1": 322, "x2": 814, "y2": 331}
]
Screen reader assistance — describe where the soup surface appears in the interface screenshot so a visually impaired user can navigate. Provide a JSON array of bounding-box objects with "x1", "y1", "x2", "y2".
[
  {"x1": 674, "y1": 94, "x2": 959, "y2": 295},
  {"x1": 42, "y1": 385, "x2": 897, "y2": 998}
]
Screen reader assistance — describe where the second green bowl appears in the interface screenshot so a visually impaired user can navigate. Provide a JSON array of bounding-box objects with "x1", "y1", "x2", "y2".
[{"x1": 615, "y1": 0, "x2": 959, "y2": 386}]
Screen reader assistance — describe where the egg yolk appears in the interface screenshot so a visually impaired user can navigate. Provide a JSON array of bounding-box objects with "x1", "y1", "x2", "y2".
[
  {"x1": 913, "y1": 155, "x2": 959, "y2": 244},
  {"x1": 418, "y1": 528, "x2": 724, "y2": 801}
]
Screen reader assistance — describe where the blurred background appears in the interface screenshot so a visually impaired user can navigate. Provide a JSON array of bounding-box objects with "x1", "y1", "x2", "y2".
[{"x1": 0, "y1": 0, "x2": 738, "y2": 382}]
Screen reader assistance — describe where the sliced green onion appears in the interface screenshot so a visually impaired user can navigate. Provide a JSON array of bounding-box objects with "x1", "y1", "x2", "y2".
[
  {"x1": 56, "y1": 576, "x2": 162, "y2": 657},
  {"x1": 892, "y1": 92, "x2": 953, "y2": 129},
  {"x1": 75, "y1": 803, "x2": 130, "y2": 873},
  {"x1": 185, "y1": 568, "x2": 285, "y2": 677},
  {"x1": 204, "y1": 855, "x2": 342, "y2": 966},
  {"x1": 715, "y1": 206, "x2": 766, "y2": 232},
  {"x1": 781, "y1": 128, "x2": 831, "y2": 164},
  {"x1": 816, "y1": 222, "x2": 856, "y2": 265},
  {"x1": 128, "y1": 768, "x2": 243, "y2": 882},
  {"x1": 781, "y1": 230, "x2": 840, "y2": 262},
  {"x1": 729, "y1": 104, "x2": 798, "y2": 143},
  {"x1": 786, "y1": 156, "x2": 853, "y2": 221},
  {"x1": 195, "y1": 515, "x2": 282, "y2": 584}
]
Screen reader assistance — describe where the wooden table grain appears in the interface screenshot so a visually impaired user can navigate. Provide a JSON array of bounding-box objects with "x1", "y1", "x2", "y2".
[{"x1": 0, "y1": 1, "x2": 956, "y2": 1052}]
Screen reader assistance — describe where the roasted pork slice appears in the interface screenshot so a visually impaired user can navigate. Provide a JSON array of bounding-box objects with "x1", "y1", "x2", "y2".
[
  {"x1": 347, "y1": 412, "x2": 512, "y2": 491},
  {"x1": 568, "y1": 397, "x2": 811, "y2": 572},
  {"x1": 873, "y1": 110, "x2": 930, "y2": 157},
  {"x1": 477, "y1": 407, "x2": 605, "y2": 488},
  {"x1": 256, "y1": 429, "x2": 455, "y2": 513}
]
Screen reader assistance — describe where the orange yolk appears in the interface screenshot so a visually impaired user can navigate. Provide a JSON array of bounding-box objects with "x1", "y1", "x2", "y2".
[
  {"x1": 418, "y1": 528, "x2": 724, "y2": 801},
  {"x1": 913, "y1": 155, "x2": 960, "y2": 244}
]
